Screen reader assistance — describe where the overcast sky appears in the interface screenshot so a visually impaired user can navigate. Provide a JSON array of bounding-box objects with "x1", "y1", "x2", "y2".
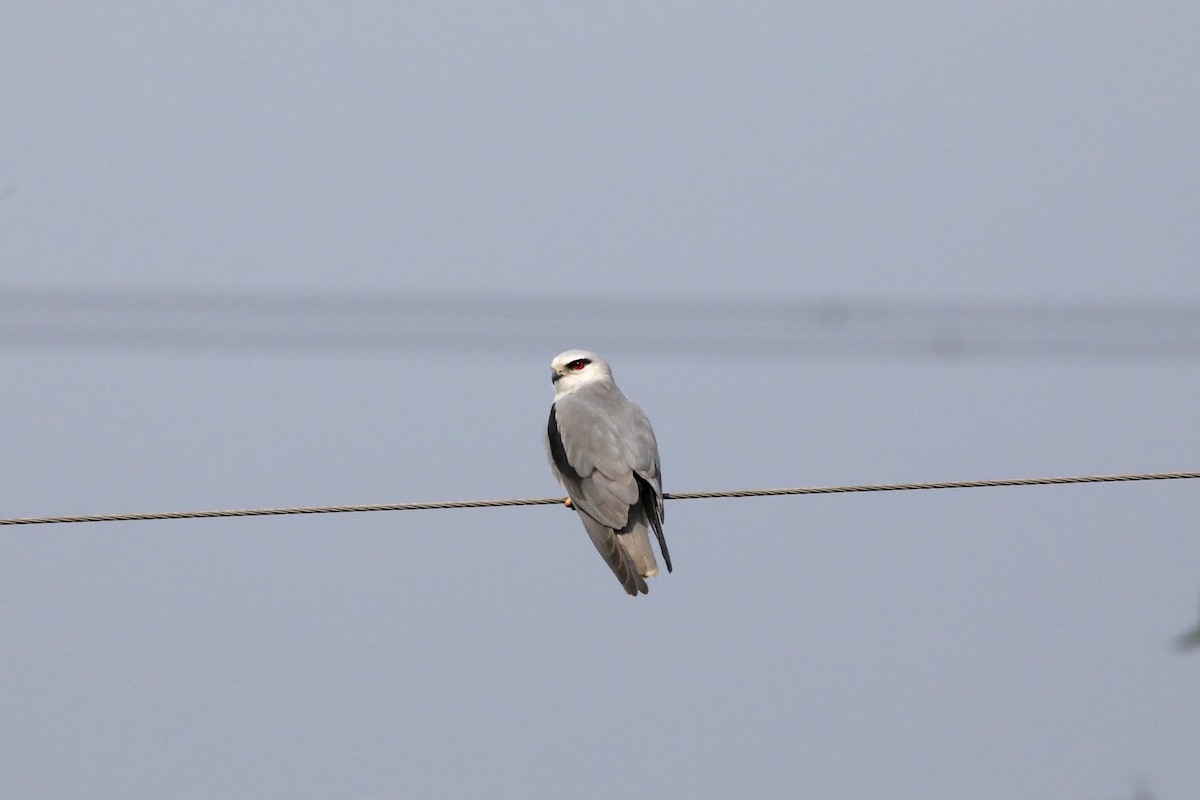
[{"x1": 2, "y1": 3, "x2": 1199, "y2": 798}]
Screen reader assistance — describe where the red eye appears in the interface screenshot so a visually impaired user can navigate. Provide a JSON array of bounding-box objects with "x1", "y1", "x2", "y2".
[{"x1": 568, "y1": 359, "x2": 589, "y2": 371}]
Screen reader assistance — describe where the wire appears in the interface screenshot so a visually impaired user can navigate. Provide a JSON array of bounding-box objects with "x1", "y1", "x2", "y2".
[{"x1": 2, "y1": 471, "x2": 1196, "y2": 527}]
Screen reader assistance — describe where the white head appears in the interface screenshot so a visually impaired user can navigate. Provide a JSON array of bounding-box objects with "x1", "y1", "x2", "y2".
[{"x1": 550, "y1": 349, "x2": 613, "y2": 395}]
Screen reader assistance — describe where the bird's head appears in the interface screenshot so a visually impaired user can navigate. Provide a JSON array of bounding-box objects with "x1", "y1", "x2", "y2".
[{"x1": 550, "y1": 349, "x2": 612, "y2": 395}]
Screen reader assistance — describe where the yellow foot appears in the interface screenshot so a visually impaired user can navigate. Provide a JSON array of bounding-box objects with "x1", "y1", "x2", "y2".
[{"x1": 563, "y1": 497, "x2": 574, "y2": 509}]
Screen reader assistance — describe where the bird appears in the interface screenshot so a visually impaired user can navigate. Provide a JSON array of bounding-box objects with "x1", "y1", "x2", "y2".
[{"x1": 545, "y1": 349, "x2": 672, "y2": 596}]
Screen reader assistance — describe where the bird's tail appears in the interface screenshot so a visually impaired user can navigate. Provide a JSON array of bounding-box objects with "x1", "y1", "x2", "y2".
[
  {"x1": 619, "y1": 513, "x2": 661, "y2": 580},
  {"x1": 579, "y1": 513, "x2": 649, "y2": 596}
]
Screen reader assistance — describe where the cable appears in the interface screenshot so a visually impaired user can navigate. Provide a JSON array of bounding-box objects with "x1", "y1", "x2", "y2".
[{"x1": 2, "y1": 471, "x2": 1196, "y2": 527}]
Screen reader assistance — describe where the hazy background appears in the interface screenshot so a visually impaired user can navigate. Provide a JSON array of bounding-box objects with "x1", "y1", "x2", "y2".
[{"x1": 2, "y1": 3, "x2": 1198, "y2": 798}]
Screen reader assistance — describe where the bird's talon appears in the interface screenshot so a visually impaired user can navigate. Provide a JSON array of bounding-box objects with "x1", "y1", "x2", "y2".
[{"x1": 563, "y1": 498, "x2": 573, "y2": 509}]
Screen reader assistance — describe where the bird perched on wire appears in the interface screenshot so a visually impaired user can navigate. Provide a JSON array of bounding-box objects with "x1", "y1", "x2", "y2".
[{"x1": 546, "y1": 350, "x2": 672, "y2": 595}]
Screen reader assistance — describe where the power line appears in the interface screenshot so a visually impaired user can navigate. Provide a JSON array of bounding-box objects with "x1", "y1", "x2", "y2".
[
  {"x1": 4, "y1": 286, "x2": 1200, "y2": 358},
  {"x1": 3, "y1": 471, "x2": 1196, "y2": 527}
]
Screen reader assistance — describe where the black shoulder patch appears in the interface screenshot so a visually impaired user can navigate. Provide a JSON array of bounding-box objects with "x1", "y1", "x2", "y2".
[{"x1": 548, "y1": 405, "x2": 582, "y2": 483}]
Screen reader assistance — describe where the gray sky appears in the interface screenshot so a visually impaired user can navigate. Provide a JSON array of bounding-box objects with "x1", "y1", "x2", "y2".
[{"x1": 2, "y1": 3, "x2": 1199, "y2": 798}]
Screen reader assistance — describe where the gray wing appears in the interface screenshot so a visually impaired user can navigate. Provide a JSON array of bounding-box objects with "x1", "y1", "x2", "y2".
[{"x1": 547, "y1": 384, "x2": 671, "y2": 591}]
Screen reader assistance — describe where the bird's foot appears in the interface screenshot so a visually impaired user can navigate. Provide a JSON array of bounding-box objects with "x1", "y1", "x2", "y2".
[{"x1": 562, "y1": 498, "x2": 573, "y2": 509}]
